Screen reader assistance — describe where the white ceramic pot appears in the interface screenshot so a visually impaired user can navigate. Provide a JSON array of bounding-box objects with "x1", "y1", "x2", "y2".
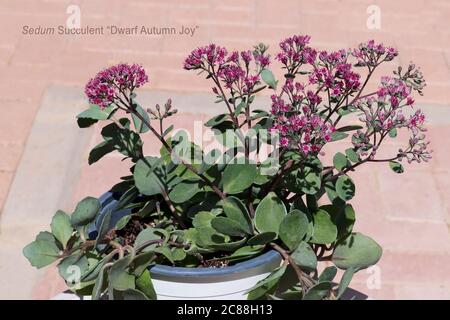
[
  {"x1": 150, "y1": 250, "x2": 281, "y2": 300},
  {"x1": 53, "y1": 251, "x2": 282, "y2": 300}
]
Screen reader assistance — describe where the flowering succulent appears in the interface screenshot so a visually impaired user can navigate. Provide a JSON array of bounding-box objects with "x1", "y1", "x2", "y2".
[
  {"x1": 24, "y1": 36, "x2": 430, "y2": 301},
  {"x1": 85, "y1": 63, "x2": 148, "y2": 108}
]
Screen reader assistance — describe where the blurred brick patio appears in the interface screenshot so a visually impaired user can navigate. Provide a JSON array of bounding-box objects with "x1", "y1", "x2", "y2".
[{"x1": 0, "y1": 0, "x2": 449, "y2": 299}]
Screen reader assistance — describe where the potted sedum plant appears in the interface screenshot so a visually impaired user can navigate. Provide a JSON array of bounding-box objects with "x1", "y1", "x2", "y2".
[{"x1": 23, "y1": 35, "x2": 430, "y2": 300}]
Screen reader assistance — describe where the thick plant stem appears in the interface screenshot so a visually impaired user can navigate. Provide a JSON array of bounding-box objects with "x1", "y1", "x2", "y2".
[
  {"x1": 270, "y1": 243, "x2": 313, "y2": 296},
  {"x1": 160, "y1": 188, "x2": 187, "y2": 229}
]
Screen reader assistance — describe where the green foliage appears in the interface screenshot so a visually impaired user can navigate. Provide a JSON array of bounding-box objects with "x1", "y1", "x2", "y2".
[
  {"x1": 77, "y1": 104, "x2": 115, "y2": 128},
  {"x1": 221, "y1": 197, "x2": 253, "y2": 234},
  {"x1": 291, "y1": 241, "x2": 317, "y2": 270},
  {"x1": 335, "y1": 175, "x2": 355, "y2": 201},
  {"x1": 337, "y1": 268, "x2": 355, "y2": 299},
  {"x1": 134, "y1": 157, "x2": 166, "y2": 196},
  {"x1": 333, "y1": 152, "x2": 350, "y2": 172},
  {"x1": 51, "y1": 210, "x2": 73, "y2": 249},
  {"x1": 222, "y1": 162, "x2": 257, "y2": 194},
  {"x1": 345, "y1": 148, "x2": 360, "y2": 163},
  {"x1": 310, "y1": 209, "x2": 337, "y2": 244},
  {"x1": 169, "y1": 180, "x2": 202, "y2": 203},
  {"x1": 101, "y1": 120, "x2": 143, "y2": 161},
  {"x1": 247, "y1": 232, "x2": 277, "y2": 246},
  {"x1": 279, "y1": 210, "x2": 308, "y2": 250},
  {"x1": 23, "y1": 232, "x2": 60, "y2": 268},
  {"x1": 211, "y1": 217, "x2": 248, "y2": 237},
  {"x1": 254, "y1": 192, "x2": 287, "y2": 234},
  {"x1": 88, "y1": 140, "x2": 115, "y2": 165},
  {"x1": 131, "y1": 103, "x2": 151, "y2": 133},
  {"x1": 332, "y1": 233, "x2": 382, "y2": 270},
  {"x1": 260, "y1": 69, "x2": 278, "y2": 89},
  {"x1": 389, "y1": 161, "x2": 404, "y2": 173},
  {"x1": 70, "y1": 197, "x2": 101, "y2": 227}
]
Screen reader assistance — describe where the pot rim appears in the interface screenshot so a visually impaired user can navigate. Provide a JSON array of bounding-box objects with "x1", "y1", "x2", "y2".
[{"x1": 95, "y1": 192, "x2": 281, "y2": 278}]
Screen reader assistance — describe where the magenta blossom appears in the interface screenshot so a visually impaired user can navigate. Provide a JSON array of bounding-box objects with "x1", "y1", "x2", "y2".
[
  {"x1": 85, "y1": 63, "x2": 148, "y2": 108},
  {"x1": 352, "y1": 40, "x2": 398, "y2": 67},
  {"x1": 183, "y1": 44, "x2": 228, "y2": 70},
  {"x1": 270, "y1": 79, "x2": 334, "y2": 156},
  {"x1": 184, "y1": 43, "x2": 271, "y2": 96}
]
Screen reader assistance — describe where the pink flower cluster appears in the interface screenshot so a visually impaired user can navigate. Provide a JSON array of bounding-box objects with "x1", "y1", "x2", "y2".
[
  {"x1": 183, "y1": 44, "x2": 228, "y2": 70},
  {"x1": 352, "y1": 40, "x2": 398, "y2": 67},
  {"x1": 276, "y1": 35, "x2": 317, "y2": 74},
  {"x1": 183, "y1": 35, "x2": 431, "y2": 163},
  {"x1": 184, "y1": 44, "x2": 271, "y2": 96},
  {"x1": 85, "y1": 63, "x2": 148, "y2": 108},
  {"x1": 270, "y1": 79, "x2": 334, "y2": 156},
  {"x1": 353, "y1": 65, "x2": 431, "y2": 163},
  {"x1": 310, "y1": 50, "x2": 361, "y2": 98}
]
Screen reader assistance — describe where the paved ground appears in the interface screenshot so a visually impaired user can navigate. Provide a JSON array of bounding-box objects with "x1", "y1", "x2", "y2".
[{"x1": 0, "y1": 0, "x2": 449, "y2": 299}]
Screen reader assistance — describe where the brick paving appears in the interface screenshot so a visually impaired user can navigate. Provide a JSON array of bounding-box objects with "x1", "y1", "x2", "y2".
[{"x1": 0, "y1": 0, "x2": 449, "y2": 299}]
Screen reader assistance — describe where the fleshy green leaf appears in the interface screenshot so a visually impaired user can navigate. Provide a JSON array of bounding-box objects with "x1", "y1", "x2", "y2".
[
  {"x1": 77, "y1": 104, "x2": 115, "y2": 121},
  {"x1": 95, "y1": 210, "x2": 112, "y2": 248},
  {"x1": 337, "y1": 267, "x2": 355, "y2": 299},
  {"x1": 51, "y1": 210, "x2": 73, "y2": 248},
  {"x1": 321, "y1": 204, "x2": 355, "y2": 240},
  {"x1": 109, "y1": 254, "x2": 136, "y2": 291},
  {"x1": 223, "y1": 162, "x2": 257, "y2": 194},
  {"x1": 279, "y1": 210, "x2": 308, "y2": 250},
  {"x1": 303, "y1": 281, "x2": 333, "y2": 300},
  {"x1": 88, "y1": 140, "x2": 115, "y2": 165},
  {"x1": 222, "y1": 197, "x2": 252, "y2": 234},
  {"x1": 70, "y1": 197, "x2": 101, "y2": 228},
  {"x1": 101, "y1": 122, "x2": 143, "y2": 160},
  {"x1": 389, "y1": 161, "x2": 404, "y2": 173},
  {"x1": 332, "y1": 232, "x2": 382, "y2": 270},
  {"x1": 330, "y1": 132, "x2": 348, "y2": 142},
  {"x1": 136, "y1": 270, "x2": 156, "y2": 300},
  {"x1": 260, "y1": 69, "x2": 278, "y2": 89},
  {"x1": 134, "y1": 228, "x2": 161, "y2": 252},
  {"x1": 388, "y1": 128, "x2": 397, "y2": 138},
  {"x1": 131, "y1": 103, "x2": 150, "y2": 133},
  {"x1": 23, "y1": 232, "x2": 60, "y2": 268},
  {"x1": 335, "y1": 175, "x2": 355, "y2": 201},
  {"x1": 254, "y1": 192, "x2": 287, "y2": 234},
  {"x1": 247, "y1": 265, "x2": 286, "y2": 298},
  {"x1": 115, "y1": 215, "x2": 131, "y2": 230},
  {"x1": 290, "y1": 241, "x2": 317, "y2": 270},
  {"x1": 208, "y1": 238, "x2": 247, "y2": 252},
  {"x1": 311, "y1": 209, "x2": 338, "y2": 244},
  {"x1": 134, "y1": 157, "x2": 166, "y2": 196},
  {"x1": 205, "y1": 114, "x2": 230, "y2": 127},
  {"x1": 211, "y1": 217, "x2": 247, "y2": 237},
  {"x1": 247, "y1": 232, "x2": 277, "y2": 246},
  {"x1": 318, "y1": 266, "x2": 337, "y2": 283},
  {"x1": 333, "y1": 152, "x2": 349, "y2": 172},
  {"x1": 169, "y1": 180, "x2": 201, "y2": 203},
  {"x1": 92, "y1": 266, "x2": 107, "y2": 300},
  {"x1": 345, "y1": 148, "x2": 360, "y2": 163},
  {"x1": 337, "y1": 125, "x2": 363, "y2": 132}
]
